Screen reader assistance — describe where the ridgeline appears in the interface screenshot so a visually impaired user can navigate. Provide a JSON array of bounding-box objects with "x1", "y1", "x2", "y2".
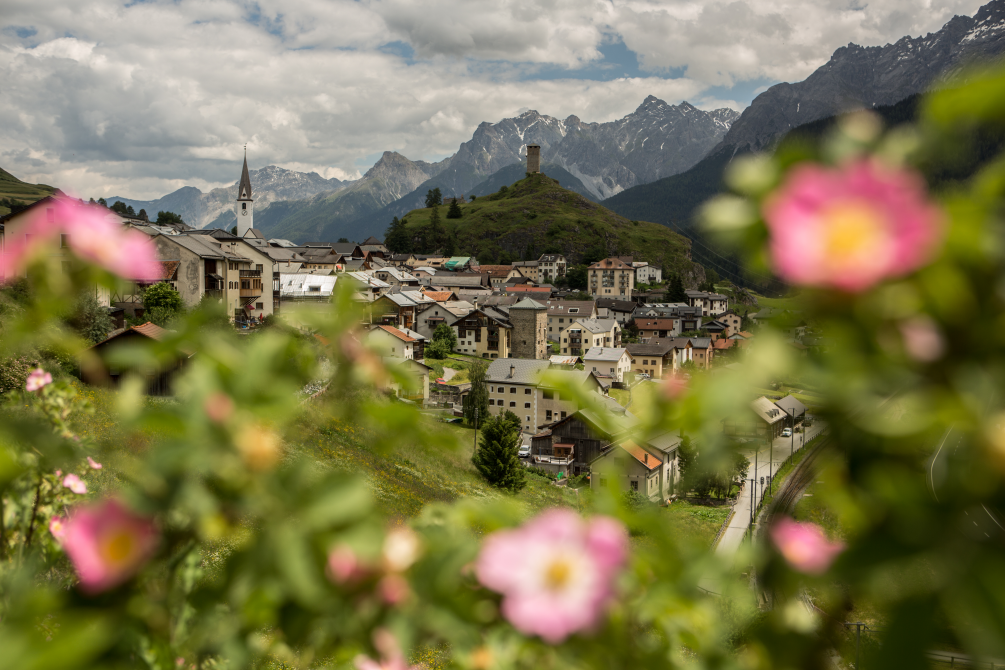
[{"x1": 398, "y1": 172, "x2": 700, "y2": 278}]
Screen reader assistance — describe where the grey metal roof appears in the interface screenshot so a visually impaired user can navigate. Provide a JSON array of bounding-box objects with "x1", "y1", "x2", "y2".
[
  {"x1": 583, "y1": 347, "x2": 628, "y2": 362},
  {"x1": 688, "y1": 337, "x2": 713, "y2": 348},
  {"x1": 774, "y1": 395, "x2": 807, "y2": 416},
  {"x1": 486, "y1": 358, "x2": 551, "y2": 384},
  {"x1": 626, "y1": 340, "x2": 676, "y2": 356},
  {"x1": 646, "y1": 430, "x2": 682, "y2": 453},
  {"x1": 511, "y1": 297, "x2": 547, "y2": 310},
  {"x1": 570, "y1": 318, "x2": 618, "y2": 334}
]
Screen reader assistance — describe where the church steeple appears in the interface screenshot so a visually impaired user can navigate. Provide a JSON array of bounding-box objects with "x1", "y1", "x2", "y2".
[
  {"x1": 235, "y1": 145, "x2": 255, "y2": 237},
  {"x1": 238, "y1": 146, "x2": 253, "y2": 200}
]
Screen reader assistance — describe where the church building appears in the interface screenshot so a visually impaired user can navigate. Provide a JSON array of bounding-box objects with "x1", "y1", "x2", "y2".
[{"x1": 236, "y1": 149, "x2": 255, "y2": 238}]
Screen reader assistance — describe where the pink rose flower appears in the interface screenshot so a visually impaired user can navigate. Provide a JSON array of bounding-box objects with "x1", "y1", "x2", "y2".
[
  {"x1": 25, "y1": 368, "x2": 53, "y2": 392},
  {"x1": 0, "y1": 199, "x2": 161, "y2": 282},
  {"x1": 763, "y1": 159, "x2": 943, "y2": 292},
  {"x1": 475, "y1": 508, "x2": 628, "y2": 643},
  {"x1": 87, "y1": 456, "x2": 103, "y2": 470},
  {"x1": 326, "y1": 545, "x2": 367, "y2": 584},
  {"x1": 62, "y1": 473, "x2": 87, "y2": 494},
  {"x1": 50, "y1": 516, "x2": 67, "y2": 542},
  {"x1": 770, "y1": 517, "x2": 845, "y2": 575},
  {"x1": 60, "y1": 499, "x2": 159, "y2": 594}
]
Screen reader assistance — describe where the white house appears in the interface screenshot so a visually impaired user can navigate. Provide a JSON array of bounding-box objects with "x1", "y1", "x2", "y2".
[
  {"x1": 367, "y1": 325, "x2": 416, "y2": 360},
  {"x1": 583, "y1": 347, "x2": 632, "y2": 383},
  {"x1": 633, "y1": 262, "x2": 662, "y2": 285}
]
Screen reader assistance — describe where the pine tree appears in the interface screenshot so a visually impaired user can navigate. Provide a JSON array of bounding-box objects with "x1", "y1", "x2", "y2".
[
  {"x1": 465, "y1": 361, "x2": 489, "y2": 427},
  {"x1": 665, "y1": 274, "x2": 687, "y2": 303},
  {"x1": 138, "y1": 209, "x2": 149, "y2": 222},
  {"x1": 428, "y1": 206, "x2": 442, "y2": 252},
  {"x1": 446, "y1": 198, "x2": 462, "y2": 219},
  {"x1": 425, "y1": 188, "x2": 443, "y2": 208},
  {"x1": 385, "y1": 216, "x2": 413, "y2": 254},
  {"x1": 472, "y1": 411, "x2": 526, "y2": 492}
]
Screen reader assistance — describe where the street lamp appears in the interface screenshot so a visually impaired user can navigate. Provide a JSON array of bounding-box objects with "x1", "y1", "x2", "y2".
[{"x1": 787, "y1": 407, "x2": 796, "y2": 459}]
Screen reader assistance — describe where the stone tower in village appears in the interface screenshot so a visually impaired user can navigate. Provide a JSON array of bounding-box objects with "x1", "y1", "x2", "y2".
[
  {"x1": 235, "y1": 147, "x2": 254, "y2": 238},
  {"x1": 526, "y1": 144, "x2": 541, "y2": 174},
  {"x1": 510, "y1": 298, "x2": 548, "y2": 359}
]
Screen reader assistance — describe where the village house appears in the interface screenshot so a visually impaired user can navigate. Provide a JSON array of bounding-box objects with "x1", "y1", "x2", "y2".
[
  {"x1": 510, "y1": 260, "x2": 541, "y2": 283},
  {"x1": 479, "y1": 265, "x2": 514, "y2": 287},
  {"x1": 367, "y1": 325, "x2": 417, "y2": 360},
  {"x1": 685, "y1": 290, "x2": 729, "y2": 316},
  {"x1": 373, "y1": 266, "x2": 421, "y2": 287},
  {"x1": 717, "y1": 311, "x2": 743, "y2": 337},
  {"x1": 722, "y1": 396, "x2": 787, "y2": 442},
  {"x1": 451, "y1": 307, "x2": 513, "y2": 358},
  {"x1": 384, "y1": 358, "x2": 432, "y2": 403},
  {"x1": 595, "y1": 298, "x2": 637, "y2": 325},
  {"x1": 82, "y1": 322, "x2": 191, "y2": 395},
  {"x1": 689, "y1": 337, "x2": 715, "y2": 368},
  {"x1": 487, "y1": 359, "x2": 606, "y2": 437},
  {"x1": 537, "y1": 254, "x2": 567, "y2": 283},
  {"x1": 413, "y1": 300, "x2": 471, "y2": 341},
  {"x1": 583, "y1": 347, "x2": 632, "y2": 383},
  {"x1": 544, "y1": 300, "x2": 597, "y2": 343},
  {"x1": 632, "y1": 262, "x2": 662, "y2": 285},
  {"x1": 591, "y1": 442, "x2": 663, "y2": 499},
  {"x1": 531, "y1": 399, "x2": 637, "y2": 476},
  {"x1": 588, "y1": 257, "x2": 635, "y2": 298},
  {"x1": 562, "y1": 318, "x2": 621, "y2": 356},
  {"x1": 627, "y1": 338, "x2": 692, "y2": 379},
  {"x1": 370, "y1": 291, "x2": 436, "y2": 330}
]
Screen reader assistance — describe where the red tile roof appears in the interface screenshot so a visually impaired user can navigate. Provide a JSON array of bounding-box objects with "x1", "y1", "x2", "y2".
[
  {"x1": 130, "y1": 322, "x2": 169, "y2": 341},
  {"x1": 621, "y1": 441, "x2": 659, "y2": 471},
  {"x1": 637, "y1": 319, "x2": 678, "y2": 329},
  {"x1": 376, "y1": 325, "x2": 415, "y2": 342},
  {"x1": 422, "y1": 291, "x2": 454, "y2": 302}
]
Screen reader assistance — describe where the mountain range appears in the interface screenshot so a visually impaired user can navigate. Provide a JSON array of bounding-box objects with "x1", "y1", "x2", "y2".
[{"x1": 109, "y1": 98, "x2": 738, "y2": 242}]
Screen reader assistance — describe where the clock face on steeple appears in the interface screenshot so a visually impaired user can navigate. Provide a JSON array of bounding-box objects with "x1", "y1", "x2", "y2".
[{"x1": 242, "y1": 210, "x2": 248, "y2": 215}]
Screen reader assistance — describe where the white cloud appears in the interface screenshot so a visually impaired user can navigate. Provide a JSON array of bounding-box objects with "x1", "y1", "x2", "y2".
[{"x1": 0, "y1": 0, "x2": 989, "y2": 198}]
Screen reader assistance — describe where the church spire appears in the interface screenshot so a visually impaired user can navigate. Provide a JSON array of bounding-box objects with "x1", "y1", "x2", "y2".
[{"x1": 238, "y1": 145, "x2": 253, "y2": 200}]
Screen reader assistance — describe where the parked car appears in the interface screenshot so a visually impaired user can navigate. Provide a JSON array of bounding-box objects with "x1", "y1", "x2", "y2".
[
  {"x1": 781, "y1": 428, "x2": 792, "y2": 438},
  {"x1": 518, "y1": 445, "x2": 531, "y2": 458}
]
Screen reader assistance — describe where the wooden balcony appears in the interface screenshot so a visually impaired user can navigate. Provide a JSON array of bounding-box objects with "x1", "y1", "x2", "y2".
[{"x1": 240, "y1": 288, "x2": 262, "y2": 298}]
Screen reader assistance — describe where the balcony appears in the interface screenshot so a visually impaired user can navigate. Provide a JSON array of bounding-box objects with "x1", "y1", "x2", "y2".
[
  {"x1": 533, "y1": 455, "x2": 574, "y2": 466},
  {"x1": 240, "y1": 287, "x2": 262, "y2": 298},
  {"x1": 240, "y1": 269, "x2": 262, "y2": 278}
]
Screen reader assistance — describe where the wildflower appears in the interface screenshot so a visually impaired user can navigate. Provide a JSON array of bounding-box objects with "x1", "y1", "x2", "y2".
[
  {"x1": 235, "y1": 423, "x2": 282, "y2": 471},
  {"x1": 50, "y1": 516, "x2": 67, "y2": 542},
  {"x1": 25, "y1": 368, "x2": 53, "y2": 392},
  {"x1": 382, "y1": 527, "x2": 420, "y2": 572},
  {"x1": 475, "y1": 508, "x2": 628, "y2": 643},
  {"x1": 762, "y1": 159, "x2": 943, "y2": 292},
  {"x1": 899, "y1": 316, "x2": 945, "y2": 362},
  {"x1": 378, "y1": 573, "x2": 411, "y2": 605},
  {"x1": 60, "y1": 499, "x2": 159, "y2": 594},
  {"x1": 0, "y1": 199, "x2": 160, "y2": 282},
  {"x1": 770, "y1": 517, "x2": 845, "y2": 575},
  {"x1": 326, "y1": 545, "x2": 366, "y2": 584},
  {"x1": 87, "y1": 456, "x2": 103, "y2": 470},
  {"x1": 204, "y1": 392, "x2": 234, "y2": 424},
  {"x1": 354, "y1": 629, "x2": 416, "y2": 670},
  {"x1": 63, "y1": 473, "x2": 87, "y2": 494}
]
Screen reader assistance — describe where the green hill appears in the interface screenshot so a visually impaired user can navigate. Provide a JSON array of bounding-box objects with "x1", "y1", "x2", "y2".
[
  {"x1": 399, "y1": 172, "x2": 697, "y2": 275},
  {"x1": 0, "y1": 167, "x2": 57, "y2": 216}
]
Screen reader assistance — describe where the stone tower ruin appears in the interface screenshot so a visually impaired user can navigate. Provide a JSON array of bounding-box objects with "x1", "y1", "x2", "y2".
[
  {"x1": 510, "y1": 297, "x2": 548, "y2": 359},
  {"x1": 526, "y1": 144, "x2": 541, "y2": 174}
]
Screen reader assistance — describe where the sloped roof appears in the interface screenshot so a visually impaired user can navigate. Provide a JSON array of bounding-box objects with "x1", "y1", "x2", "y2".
[
  {"x1": 595, "y1": 298, "x2": 636, "y2": 312},
  {"x1": 751, "y1": 396, "x2": 786, "y2": 424},
  {"x1": 775, "y1": 395, "x2": 807, "y2": 416},
  {"x1": 621, "y1": 441, "x2": 660, "y2": 471},
  {"x1": 646, "y1": 430, "x2": 682, "y2": 454},
  {"x1": 688, "y1": 337, "x2": 713, "y2": 349},
  {"x1": 156, "y1": 260, "x2": 180, "y2": 280},
  {"x1": 571, "y1": 318, "x2": 618, "y2": 334},
  {"x1": 511, "y1": 297, "x2": 547, "y2": 310},
  {"x1": 362, "y1": 236, "x2": 383, "y2": 245},
  {"x1": 588, "y1": 257, "x2": 631, "y2": 269},
  {"x1": 549, "y1": 355, "x2": 580, "y2": 366},
  {"x1": 238, "y1": 154, "x2": 253, "y2": 200},
  {"x1": 626, "y1": 340, "x2": 676, "y2": 356},
  {"x1": 91, "y1": 321, "x2": 170, "y2": 348},
  {"x1": 486, "y1": 358, "x2": 551, "y2": 384},
  {"x1": 375, "y1": 325, "x2": 415, "y2": 342},
  {"x1": 584, "y1": 347, "x2": 628, "y2": 362},
  {"x1": 636, "y1": 318, "x2": 679, "y2": 329},
  {"x1": 422, "y1": 291, "x2": 455, "y2": 302}
]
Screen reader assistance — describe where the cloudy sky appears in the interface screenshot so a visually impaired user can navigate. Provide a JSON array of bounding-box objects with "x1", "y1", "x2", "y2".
[{"x1": 0, "y1": 0, "x2": 986, "y2": 199}]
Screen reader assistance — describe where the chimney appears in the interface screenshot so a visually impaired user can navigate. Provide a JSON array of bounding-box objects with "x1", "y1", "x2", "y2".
[
  {"x1": 510, "y1": 365, "x2": 515, "y2": 378},
  {"x1": 644, "y1": 453, "x2": 649, "y2": 464}
]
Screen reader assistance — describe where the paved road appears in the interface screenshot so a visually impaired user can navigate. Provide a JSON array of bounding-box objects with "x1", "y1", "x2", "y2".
[
  {"x1": 441, "y1": 367, "x2": 457, "y2": 382},
  {"x1": 715, "y1": 421, "x2": 828, "y2": 559}
]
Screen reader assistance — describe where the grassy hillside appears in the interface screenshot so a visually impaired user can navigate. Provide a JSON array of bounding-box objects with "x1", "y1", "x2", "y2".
[
  {"x1": 0, "y1": 167, "x2": 56, "y2": 216},
  {"x1": 400, "y1": 172, "x2": 697, "y2": 274}
]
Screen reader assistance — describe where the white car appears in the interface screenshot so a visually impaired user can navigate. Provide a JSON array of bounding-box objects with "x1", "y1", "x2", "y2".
[
  {"x1": 781, "y1": 428, "x2": 792, "y2": 438},
  {"x1": 518, "y1": 445, "x2": 531, "y2": 458}
]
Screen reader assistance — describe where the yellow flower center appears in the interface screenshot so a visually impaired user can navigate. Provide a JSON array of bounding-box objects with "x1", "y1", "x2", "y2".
[
  {"x1": 821, "y1": 201, "x2": 886, "y2": 261},
  {"x1": 544, "y1": 558, "x2": 572, "y2": 590},
  {"x1": 100, "y1": 530, "x2": 136, "y2": 565}
]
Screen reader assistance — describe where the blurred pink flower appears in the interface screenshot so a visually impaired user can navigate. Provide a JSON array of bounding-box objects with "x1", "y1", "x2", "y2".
[
  {"x1": 770, "y1": 517, "x2": 845, "y2": 575},
  {"x1": 378, "y1": 574, "x2": 411, "y2": 605},
  {"x1": 203, "y1": 392, "x2": 234, "y2": 424},
  {"x1": 475, "y1": 508, "x2": 628, "y2": 643},
  {"x1": 60, "y1": 499, "x2": 158, "y2": 594},
  {"x1": 899, "y1": 316, "x2": 945, "y2": 362},
  {"x1": 50, "y1": 516, "x2": 67, "y2": 542},
  {"x1": 62, "y1": 473, "x2": 87, "y2": 494},
  {"x1": 354, "y1": 629, "x2": 417, "y2": 670},
  {"x1": 763, "y1": 159, "x2": 943, "y2": 292},
  {"x1": 25, "y1": 368, "x2": 52, "y2": 392},
  {"x1": 87, "y1": 456, "x2": 103, "y2": 470},
  {"x1": 0, "y1": 199, "x2": 160, "y2": 282},
  {"x1": 326, "y1": 545, "x2": 366, "y2": 584}
]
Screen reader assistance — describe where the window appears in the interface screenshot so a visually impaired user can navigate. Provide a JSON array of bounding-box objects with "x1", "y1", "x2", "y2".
[
  {"x1": 524, "y1": 388, "x2": 531, "y2": 395},
  {"x1": 256, "y1": 264, "x2": 263, "y2": 272},
  {"x1": 599, "y1": 478, "x2": 607, "y2": 487},
  {"x1": 60, "y1": 234, "x2": 70, "y2": 248},
  {"x1": 510, "y1": 387, "x2": 516, "y2": 394},
  {"x1": 242, "y1": 203, "x2": 247, "y2": 210},
  {"x1": 256, "y1": 302, "x2": 263, "y2": 310},
  {"x1": 560, "y1": 412, "x2": 567, "y2": 420},
  {"x1": 546, "y1": 410, "x2": 552, "y2": 421},
  {"x1": 489, "y1": 386, "x2": 494, "y2": 393},
  {"x1": 631, "y1": 480, "x2": 639, "y2": 491},
  {"x1": 524, "y1": 402, "x2": 531, "y2": 408},
  {"x1": 542, "y1": 390, "x2": 554, "y2": 400},
  {"x1": 568, "y1": 308, "x2": 579, "y2": 313},
  {"x1": 559, "y1": 318, "x2": 564, "y2": 323},
  {"x1": 526, "y1": 416, "x2": 530, "y2": 423},
  {"x1": 489, "y1": 399, "x2": 495, "y2": 406},
  {"x1": 509, "y1": 402, "x2": 516, "y2": 408},
  {"x1": 609, "y1": 367, "x2": 615, "y2": 373}
]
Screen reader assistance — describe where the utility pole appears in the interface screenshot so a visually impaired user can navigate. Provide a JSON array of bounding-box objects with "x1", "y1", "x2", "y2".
[
  {"x1": 749, "y1": 478, "x2": 755, "y2": 525},
  {"x1": 790, "y1": 408, "x2": 796, "y2": 459},
  {"x1": 472, "y1": 408, "x2": 480, "y2": 456}
]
